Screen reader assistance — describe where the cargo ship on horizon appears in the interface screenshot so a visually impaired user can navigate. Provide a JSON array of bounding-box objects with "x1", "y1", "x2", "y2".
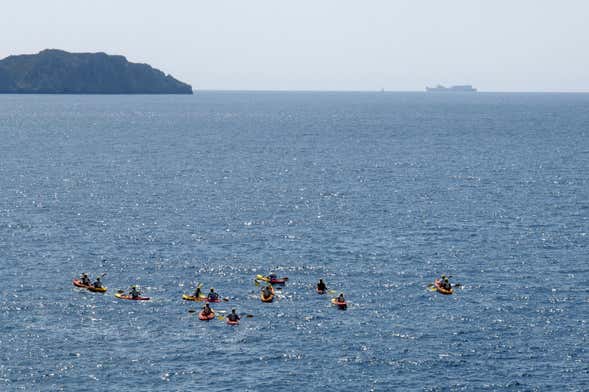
[{"x1": 426, "y1": 84, "x2": 477, "y2": 92}]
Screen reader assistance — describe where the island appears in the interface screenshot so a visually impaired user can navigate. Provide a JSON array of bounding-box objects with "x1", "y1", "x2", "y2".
[
  {"x1": 0, "y1": 49, "x2": 192, "y2": 94},
  {"x1": 426, "y1": 85, "x2": 477, "y2": 92}
]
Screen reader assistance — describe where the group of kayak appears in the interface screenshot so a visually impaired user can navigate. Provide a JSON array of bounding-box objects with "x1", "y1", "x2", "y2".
[{"x1": 74, "y1": 272, "x2": 457, "y2": 324}]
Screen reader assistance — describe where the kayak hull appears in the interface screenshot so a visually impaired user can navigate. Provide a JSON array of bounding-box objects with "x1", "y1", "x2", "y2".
[
  {"x1": 434, "y1": 279, "x2": 453, "y2": 295},
  {"x1": 73, "y1": 279, "x2": 107, "y2": 293},
  {"x1": 73, "y1": 279, "x2": 88, "y2": 288},
  {"x1": 198, "y1": 311, "x2": 215, "y2": 320},
  {"x1": 227, "y1": 319, "x2": 240, "y2": 326},
  {"x1": 88, "y1": 286, "x2": 107, "y2": 293},
  {"x1": 256, "y1": 274, "x2": 288, "y2": 284},
  {"x1": 182, "y1": 294, "x2": 206, "y2": 302},
  {"x1": 115, "y1": 293, "x2": 150, "y2": 301},
  {"x1": 331, "y1": 298, "x2": 347, "y2": 309},
  {"x1": 316, "y1": 288, "x2": 326, "y2": 295}
]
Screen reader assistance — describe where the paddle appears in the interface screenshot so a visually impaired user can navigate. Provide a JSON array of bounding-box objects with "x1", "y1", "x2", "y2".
[{"x1": 254, "y1": 279, "x2": 260, "y2": 287}]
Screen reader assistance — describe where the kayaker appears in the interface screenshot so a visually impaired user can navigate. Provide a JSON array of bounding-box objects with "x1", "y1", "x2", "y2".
[
  {"x1": 262, "y1": 285, "x2": 273, "y2": 298},
  {"x1": 268, "y1": 273, "x2": 277, "y2": 281},
  {"x1": 129, "y1": 285, "x2": 141, "y2": 299},
  {"x1": 227, "y1": 309, "x2": 240, "y2": 322},
  {"x1": 317, "y1": 279, "x2": 327, "y2": 291},
  {"x1": 202, "y1": 303, "x2": 213, "y2": 316},
  {"x1": 193, "y1": 286, "x2": 202, "y2": 298},
  {"x1": 92, "y1": 276, "x2": 103, "y2": 289},
  {"x1": 80, "y1": 273, "x2": 91, "y2": 286},
  {"x1": 440, "y1": 275, "x2": 452, "y2": 290},
  {"x1": 337, "y1": 293, "x2": 345, "y2": 303},
  {"x1": 208, "y1": 288, "x2": 219, "y2": 301}
]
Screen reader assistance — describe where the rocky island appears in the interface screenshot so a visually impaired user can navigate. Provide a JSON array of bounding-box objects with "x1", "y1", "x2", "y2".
[{"x1": 0, "y1": 49, "x2": 192, "y2": 94}]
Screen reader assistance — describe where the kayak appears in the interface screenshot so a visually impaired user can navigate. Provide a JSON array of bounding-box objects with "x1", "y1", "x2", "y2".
[
  {"x1": 73, "y1": 279, "x2": 89, "y2": 288},
  {"x1": 182, "y1": 294, "x2": 207, "y2": 302},
  {"x1": 331, "y1": 298, "x2": 347, "y2": 309},
  {"x1": 87, "y1": 286, "x2": 107, "y2": 293},
  {"x1": 226, "y1": 318, "x2": 240, "y2": 326},
  {"x1": 73, "y1": 279, "x2": 107, "y2": 293},
  {"x1": 115, "y1": 293, "x2": 150, "y2": 301},
  {"x1": 260, "y1": 286, "x2": 275, "y2": 303},
  {"x1": 316, "y1": 288, "x2": 327, "y2": 295},
  {"x1": 198, "y1": 310, "x2": 215, "y2": 320},
  {"x1": 434, "y1": 279, "x2": 453, "y2": 295},
  {"x1": 256, "y1": 274, "x2": 288, "y2": 284}
]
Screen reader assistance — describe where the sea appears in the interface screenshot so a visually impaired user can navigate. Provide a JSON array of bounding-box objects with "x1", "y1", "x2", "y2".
[{"x1": 0, "y1": 92, "x2": 587, "y2": 391}]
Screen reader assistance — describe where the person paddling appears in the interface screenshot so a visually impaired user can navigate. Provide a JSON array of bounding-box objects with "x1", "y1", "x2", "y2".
[
  {"x1": 337, "y1": 293, "x2": 345, "y2": 303},
  {"x1": 440, "y1": 275, "x2": 452, "y2": 290},
  {"x1": 317, "y1": 279, "x2": 327, "y2": 292},
  {"x1": 92, "y1": 276, "x2": 103, "y2": 289},
  {"x1": 207, "y1": 288, "x2": 219, "y2": 301},
  {"x1": 193, "y1": 286, "x2": 202, "y2": 298},
  {"x1": 80, "y1": 273, "x2": 91, "y2": 286},
  {"x1": 262, "y1": 285, "x2": 273, "y2": 298},
  {"x1": 202, "y1": 303, "x2": 213, "y2": 316},
  {"x1": 129, "y1": 285, "x2": 141, "y2": 299},
  {"x1": 227, "y1": 309, "x2": 240, "y2": 323}
]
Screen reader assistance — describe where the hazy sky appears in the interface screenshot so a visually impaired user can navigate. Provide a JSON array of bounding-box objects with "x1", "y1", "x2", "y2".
[{"x1": 2, "y1": 0, "x2": 588, "y2": 91}]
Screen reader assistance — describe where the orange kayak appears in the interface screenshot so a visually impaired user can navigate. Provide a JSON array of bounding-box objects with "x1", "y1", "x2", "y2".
[
  {"x1": 198, "y1": 310, "x2": 215, "y2": 320},
  {"x1": 331, "y1": 298, "x2": 347, "y2": 309}
]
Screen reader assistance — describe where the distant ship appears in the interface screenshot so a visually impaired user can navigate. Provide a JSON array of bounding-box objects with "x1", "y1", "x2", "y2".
[{"x1": 426, "y1": 84, "x2": 477, "y2": 92}]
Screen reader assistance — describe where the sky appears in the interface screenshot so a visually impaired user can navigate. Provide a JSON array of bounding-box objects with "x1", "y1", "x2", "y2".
[{"x1": 2, "y1": 0, "x2": 588, "y2": 91}]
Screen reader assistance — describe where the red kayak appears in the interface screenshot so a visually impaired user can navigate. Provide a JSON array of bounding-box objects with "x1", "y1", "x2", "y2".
[
  {"x1": 73, "y1": 278, "x2": 90, "y2": 288},
  {"x1": 198, "y1": 310, "x2": 215, "y2": 320},
  {"x1": 115, "y1": 293, "x2": 150, "y2": 301},
  {"x1": 204, "y1": 297, "x2": 223, "y2": 303},
  {"x1": 226, "y1": 318, "x2": 240, "y2": 326},
  {"x1": 270, "y1": 277, "x2": 288, "y2": 284},
  {"x1": 316, "y1": 288, "x2": 327, "y2": 295},
  {"x1": 73, "y1": 279, "x2": 107, "y2": 293}
]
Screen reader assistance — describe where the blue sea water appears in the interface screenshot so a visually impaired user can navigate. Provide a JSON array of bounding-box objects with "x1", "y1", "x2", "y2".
[{"x1": 0, "y1": 92, "x2": 588, "y2": 391}]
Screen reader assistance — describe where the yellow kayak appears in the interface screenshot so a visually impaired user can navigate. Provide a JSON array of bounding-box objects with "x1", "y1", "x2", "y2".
[
  {"x1": 182, "y1": 294, "x2": 207, "y2": 302},
  {"x1": 87, "y1": 286, "x2": 107, "y2": 293},
  {"x1": 260, "y1": 286, "x2": 275, "y2": 303}
]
